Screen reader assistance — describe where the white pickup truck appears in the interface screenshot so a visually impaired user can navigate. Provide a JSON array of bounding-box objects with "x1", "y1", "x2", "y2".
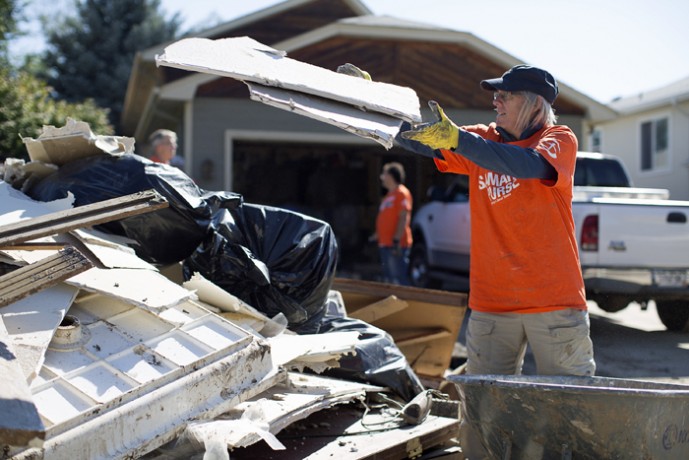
[{"x1": 410, "y1": 151, "x2": 689, "y2": 331}]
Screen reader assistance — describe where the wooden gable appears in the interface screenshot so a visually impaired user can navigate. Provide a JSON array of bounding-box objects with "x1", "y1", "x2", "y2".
[
  {"x1": 208, "y1": 0, "x2": 364, "y2": 44},
  {"x1": 160, "y1": 0, "x2": 366, "y2": 88}
]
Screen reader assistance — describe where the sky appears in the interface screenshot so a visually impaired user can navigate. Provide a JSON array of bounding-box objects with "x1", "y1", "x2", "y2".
[{"x1": 10, "y1": 0, "x2": 689, "y2": 104}]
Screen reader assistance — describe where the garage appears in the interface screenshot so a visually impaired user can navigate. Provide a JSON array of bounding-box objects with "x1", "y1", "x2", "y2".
[{"x1": 231, "y1": 139, "x2": 444, "y2": 276}]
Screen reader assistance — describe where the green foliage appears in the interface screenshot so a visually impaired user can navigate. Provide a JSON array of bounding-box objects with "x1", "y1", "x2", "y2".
[
  {"x1": 0, "y1": 67, "x2": 112, "y2": 161},
  {"x1": 0, "y1": 0, "x2": 19, "y2": 64},
  {"x1": 41, "y1": 0, "x2": 181, "y2": 129}
]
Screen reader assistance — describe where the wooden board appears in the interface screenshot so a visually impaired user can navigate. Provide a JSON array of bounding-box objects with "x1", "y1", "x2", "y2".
[
  {"x1": 332, "y1": 278, "x2": 467, "y2": 378},
  {"x1": 0, "y1": 189, "x2": 168, "y2": 247},
  {"x1": 0, "y1": 247, "x2": 92, "y2": 308}
]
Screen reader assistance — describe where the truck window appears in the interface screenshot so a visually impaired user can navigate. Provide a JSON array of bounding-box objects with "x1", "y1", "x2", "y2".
[
  {"x1": 574, "y1": 158, "x2": 631, "y2": 187},
  {"x1": 448, "y1": 175, "x2": 469, "y2": 202}
]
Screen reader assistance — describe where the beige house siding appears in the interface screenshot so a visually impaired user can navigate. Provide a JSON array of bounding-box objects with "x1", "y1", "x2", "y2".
[{"x1": 595, "y1": 99, "x2": 689, "y2": 199}]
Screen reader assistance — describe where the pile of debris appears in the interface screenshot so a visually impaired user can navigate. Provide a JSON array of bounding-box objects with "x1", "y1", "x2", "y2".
[{"x1": 1, "y1": 120, "x2": 467, "y2": 459}]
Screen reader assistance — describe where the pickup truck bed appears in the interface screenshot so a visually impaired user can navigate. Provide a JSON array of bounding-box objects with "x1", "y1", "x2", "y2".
[{"x1": 410, "y1": 152, "x2": 689, "y2": 331}]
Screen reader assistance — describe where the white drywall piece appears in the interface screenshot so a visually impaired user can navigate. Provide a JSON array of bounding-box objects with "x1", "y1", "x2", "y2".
[
  {"x1": 155, "y1": 36, "x2": 421, "y2": 146},
  {"x1": 248, "y1": 83, "x2": 402, "y2": 149},
  {"x1": 1, "y1": 284, "x2": 79, "y2": 383}
]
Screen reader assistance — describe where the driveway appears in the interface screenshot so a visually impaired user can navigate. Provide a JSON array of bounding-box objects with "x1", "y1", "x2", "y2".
[{"x1": 452, "y1": 299, "x2": 689, "y2": 385}]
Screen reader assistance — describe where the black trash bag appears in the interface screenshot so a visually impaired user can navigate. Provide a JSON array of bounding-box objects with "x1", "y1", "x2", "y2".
[
  {"x1": 183, "y1": 203, "x2": 338, "y2": 334},
  {"x1": 25, "y1": 153, "x2": 242, "y2": 265},
  {"x1": 318, "y1": 315, "x2": 425, "y2": 402}
]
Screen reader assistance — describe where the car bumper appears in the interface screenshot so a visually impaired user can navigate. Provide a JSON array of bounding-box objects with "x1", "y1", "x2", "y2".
[{"x1": 582, "y1": 267, "x2": 689, "y2": 297}]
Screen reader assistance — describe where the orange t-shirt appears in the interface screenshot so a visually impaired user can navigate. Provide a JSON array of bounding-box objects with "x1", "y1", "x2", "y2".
[
  {"x1": 376, "y1": 185, "x2": 413, "y2": 248},
  {"x1": 434, "y1": 123, "x2": 586, "y2": 314}
]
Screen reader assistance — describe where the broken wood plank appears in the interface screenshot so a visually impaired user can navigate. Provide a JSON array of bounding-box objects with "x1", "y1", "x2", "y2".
[
  {"x1": 0, "y1": 242, "x2": 67, "y2": 251},
  {"x1": 332, "y1": 277, "x2": 467, "y2": 307},
  {"x1": 333, "y1": 277, "x2": 467, "y2": 378},
  {"x1": 347, "y1": 295, "x2": 408, "y2": 324},
  {"x1": 0, "y1": 246, "x2": 92, "y2": 308},
  {"x1": 394, "y1": 328, "x2": 452, "y2": 347},
  {"x1": 0, "y1": 317, "x2": 45, "y2": 446},
  {"x1": 0, "y1": 189, "x2": 168, "y2": 247}
]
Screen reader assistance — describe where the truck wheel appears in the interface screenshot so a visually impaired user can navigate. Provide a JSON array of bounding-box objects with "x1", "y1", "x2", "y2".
[
  {"x1": 409, "y1": 242, "x2": 442, "y2": 289},
  {"x1": 593, "y1": 295, "x2": 630, "y2": 313},
  {"x1": 655, "y1": 300, "x2": 689, "y2": 332}
]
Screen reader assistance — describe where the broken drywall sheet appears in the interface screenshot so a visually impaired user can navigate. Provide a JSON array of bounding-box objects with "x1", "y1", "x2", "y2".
[
  {"x1": 22, "y1": 118, "x2": 135, "y2": 166},
  {"x1": 155, "y1": 36, "x2": 421, "y2": 123},
  {"x1": 0, "y1": 181, "x2": 73, "y2": 226},
  {"x1": 0, "y1": 238, "x2": 62, "y2": 266},
  {"x1": 2, "y1": 158, "x2": 58, "y2": 193},
  {"x1": 66, "y1": 267, "x2": 195, "y2": 312},
  {"x1": 1, "y1": 283, "x2": 79, "y2": 383},
  {"x1": 183, "y1": 272, "x2": 288, "y2": 337},
  {"x1": 267, "y1": 331, "x2": 359, "y2": 373},
  {"x1": 179, "y1": 372, "x2": 382, "y2": 454},
  {"x1": 0, "y1": 316, "x2": 45, "y2": 447},
  {"x1": 248, "y1": 83, "x2": 402, "y2": 149},
  {"x1": 71, "y1": 226, "x2": 139, "y2": 249},
  {"x1": 69, "y1": 229, "x2": 157, "y2": 271}
]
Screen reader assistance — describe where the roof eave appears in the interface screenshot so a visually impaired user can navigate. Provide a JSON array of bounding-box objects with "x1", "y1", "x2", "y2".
[{"x1": 139, "y1": 0, "x2": 372, "y2": 61}]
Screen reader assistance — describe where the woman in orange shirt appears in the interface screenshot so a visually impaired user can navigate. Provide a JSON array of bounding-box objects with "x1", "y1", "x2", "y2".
[
  {"x1": 400, "y1": 65, "x2": 595, "y2": 457},
  {"x1": 373, "y1": 162, "x2": 413, "y2": 285}
]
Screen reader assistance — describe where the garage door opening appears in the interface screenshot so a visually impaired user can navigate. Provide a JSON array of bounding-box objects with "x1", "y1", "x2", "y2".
[{"x1": 231, "y1": 140, "x2": 438, "y2": 279}]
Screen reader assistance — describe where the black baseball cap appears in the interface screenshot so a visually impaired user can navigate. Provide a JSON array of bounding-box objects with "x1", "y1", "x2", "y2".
[{"x1": 480, "y1": 65, "x2": 559, "y2": 104}]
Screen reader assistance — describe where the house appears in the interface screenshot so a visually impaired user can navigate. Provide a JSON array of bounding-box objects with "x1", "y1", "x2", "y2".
[
  {"x1": 121, "y1": 0, "x2": 613, "y2": 273},
  {"x1": 588, "y1": 76, "x2": 689, "y2": 200}
]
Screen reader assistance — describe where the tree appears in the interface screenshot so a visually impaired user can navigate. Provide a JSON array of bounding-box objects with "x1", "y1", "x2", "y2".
[
  {"x1": 0, "y1": 0, "x2": 112, "y2": 161},
  {"x1": 0, "y1": 66, "x2": 112, "y2": 161},
  {"x1": 0, "y1": 0, "x2": 19, "y2": 65},
  {"x1": 41, "y1": 0, "x2": 181, "y2": 130}
]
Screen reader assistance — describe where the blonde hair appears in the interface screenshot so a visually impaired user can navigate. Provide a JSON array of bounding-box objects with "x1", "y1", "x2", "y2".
[{"x1": 513, "y1": 92, "x2": 557, "y2": 136}]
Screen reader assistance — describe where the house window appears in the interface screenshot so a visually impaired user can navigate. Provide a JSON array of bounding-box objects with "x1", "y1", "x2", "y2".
[
  {"x1": 640, "y1": 117, "x2": 669, "y2": 171},
  {"x1": 590, "y1": 129, "x2": 602, "y2": 152}
]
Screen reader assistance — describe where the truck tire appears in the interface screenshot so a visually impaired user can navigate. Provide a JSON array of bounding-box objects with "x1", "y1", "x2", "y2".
[
  {"x1": 409, "y1": 242, "x2": 442, "y2": 289},
  {"x1": 655, "y1": 300, "x2": 689, "y2": 332},
  {"x1": 592, "y1": 295, "x2": 630, "y2": 313}
]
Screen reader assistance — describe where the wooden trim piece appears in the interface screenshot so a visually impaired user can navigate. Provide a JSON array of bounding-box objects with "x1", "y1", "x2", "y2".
[
  {"x1": 394, "y1": 328, "x2": 452, "y2": 347},
  {"x1": 332, "y1": 277, "x2": 467, "y2": 307},
  {"x1": 0, "y1": 189, "x2": 168, "y2": 247},
  {"x1": 347, "y1": 295, "x2": 408, "y2": 323},
  {"x1": 0, "y1": 247, "x2": 93, "y2": 308},
  {"x1": 0, "y1": 242, "x2": 68, "y2": 251}
]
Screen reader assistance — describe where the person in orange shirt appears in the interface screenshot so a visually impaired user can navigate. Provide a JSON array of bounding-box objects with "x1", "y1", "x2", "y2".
[
  {"x1": 398, "y1": 65, "x2": 596, "y2": 458},
  {"x1": 372, "y1": 162, "x2": 413, "y2": 285}
]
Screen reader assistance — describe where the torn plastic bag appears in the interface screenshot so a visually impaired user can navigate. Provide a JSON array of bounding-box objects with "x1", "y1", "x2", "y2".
[
  {"x1": 183, "y1": 203, "x2": 338, "y2": 334},
  {"x1": 318, "y1": 315, "x2": 425, "y2": 402},
  {"x1": 25, "y1": 153, "x2": 242, "y2": 265}
]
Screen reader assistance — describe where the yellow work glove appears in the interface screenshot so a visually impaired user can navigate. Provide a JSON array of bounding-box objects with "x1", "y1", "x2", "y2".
[
  {"x1": 336, "y1": 63, "x2": 372, "y2": 81},
  {"x1": 401, "y1": 100, "x2": 459, "y2": 151}
]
